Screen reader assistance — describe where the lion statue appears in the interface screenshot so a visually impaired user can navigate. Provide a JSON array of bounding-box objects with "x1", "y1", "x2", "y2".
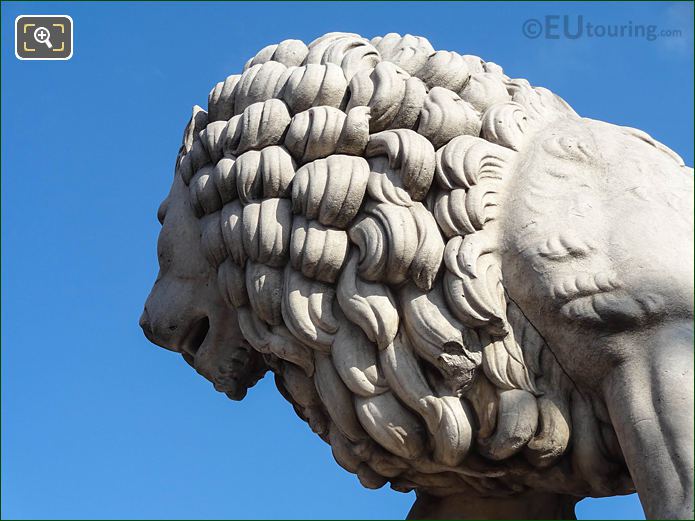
[{"x1": 140, "y1": 32, "x2": 694, "y2": 519}]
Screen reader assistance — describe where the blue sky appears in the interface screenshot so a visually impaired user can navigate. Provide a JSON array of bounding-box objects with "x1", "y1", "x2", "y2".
[{"x1": 1, "y1": 1, "x2": 692, "y2": 519}]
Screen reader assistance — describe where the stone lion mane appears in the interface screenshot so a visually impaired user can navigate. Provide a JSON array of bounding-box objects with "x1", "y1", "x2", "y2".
[{"x1": 170, "y1": 32, "x2": 643, "y2": 497}]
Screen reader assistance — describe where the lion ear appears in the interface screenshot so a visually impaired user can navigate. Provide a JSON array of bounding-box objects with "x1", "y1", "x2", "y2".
[
  {"x1": 176, "y1": 106, "x2": 210, "y2": 182},
  {"x1": 182, "y1": 105, "x2": 209, "y2": 153}
]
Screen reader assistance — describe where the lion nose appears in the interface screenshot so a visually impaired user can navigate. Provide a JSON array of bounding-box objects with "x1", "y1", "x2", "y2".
[
  {"x1": 140, "y1": 307, "x2": 155, "y2": 340},
  {"x1": 139, "y1": 305, "x2": 184, "y2": 353}
]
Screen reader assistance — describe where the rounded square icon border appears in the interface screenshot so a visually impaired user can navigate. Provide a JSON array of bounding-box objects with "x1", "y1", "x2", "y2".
[{"x1": 15, "y1": 14, "x2": 74, "y2": 61}]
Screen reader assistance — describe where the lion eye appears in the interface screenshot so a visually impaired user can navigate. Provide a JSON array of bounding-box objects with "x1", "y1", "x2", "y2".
[{"x1": 157, "y1": 198, "x2": 170, "y2": 225}]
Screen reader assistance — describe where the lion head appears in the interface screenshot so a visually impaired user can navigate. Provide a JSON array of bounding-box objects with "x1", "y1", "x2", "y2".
[{"x1": 141, "y1": 32, "x2": 693, "y2": 508}]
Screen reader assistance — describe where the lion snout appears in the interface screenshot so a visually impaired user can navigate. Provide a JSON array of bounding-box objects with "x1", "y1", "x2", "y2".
[
  {"x1": 138, "y1": 307, "x2": 158, "y2": 345},
  {"x1": 139, "y1": 304, "x2": 189, "y2": 353},
  {"x1": 140, "y1": 275, "x2": 212, "y2": 355}
]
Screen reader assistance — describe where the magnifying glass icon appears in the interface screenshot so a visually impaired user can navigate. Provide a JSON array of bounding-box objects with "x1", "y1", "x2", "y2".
[{"x1": 33, "y1": 26, "x2": 53, "y2": 49}]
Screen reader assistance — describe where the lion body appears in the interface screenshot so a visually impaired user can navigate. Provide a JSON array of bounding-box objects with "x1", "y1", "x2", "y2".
[{"x1": 145, "y1": 32, "x2": 691, "y2": 501}]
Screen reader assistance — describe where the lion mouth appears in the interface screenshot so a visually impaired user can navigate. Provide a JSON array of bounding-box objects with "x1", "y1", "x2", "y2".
[{"x1": 181, "y1": 316, "x2": 210, "y2": 356}]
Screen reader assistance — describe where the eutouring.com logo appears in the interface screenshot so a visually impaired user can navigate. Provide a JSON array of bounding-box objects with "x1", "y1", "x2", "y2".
[{"x1": 522, "y1": 15, "x2": 683, "y2": 41}]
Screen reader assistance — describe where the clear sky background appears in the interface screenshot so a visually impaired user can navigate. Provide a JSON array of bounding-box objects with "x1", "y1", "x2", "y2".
[{"x1": 2, "y1": 1, "x2": 692, "y2": 519}]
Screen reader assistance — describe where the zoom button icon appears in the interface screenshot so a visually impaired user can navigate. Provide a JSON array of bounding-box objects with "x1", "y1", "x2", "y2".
[{"x1": 16, "y1": 15, "x2": 73, "y2": 60}]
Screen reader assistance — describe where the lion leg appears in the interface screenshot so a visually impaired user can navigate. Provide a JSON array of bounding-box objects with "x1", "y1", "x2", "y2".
[
  {"x1": 602, "y1": 319, "x2": 694, "y2": 519},
  {"x1": 407, "y1": 491, "x2": 578, "y2": 520}
]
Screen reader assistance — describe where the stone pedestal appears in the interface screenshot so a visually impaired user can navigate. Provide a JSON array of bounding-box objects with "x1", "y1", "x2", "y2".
[{"x1": 407, "y1": 491, "x2": 579, "y2": 520}]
